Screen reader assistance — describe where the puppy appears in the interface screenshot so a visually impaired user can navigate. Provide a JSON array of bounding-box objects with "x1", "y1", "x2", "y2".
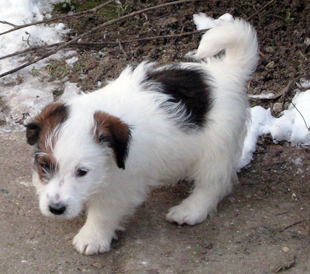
[{"x1": 26, "y1": 14, "x2": 258, "y2": 255}]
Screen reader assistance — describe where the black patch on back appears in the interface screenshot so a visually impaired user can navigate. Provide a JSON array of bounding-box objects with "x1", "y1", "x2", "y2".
[{"x1": 145, "y1": 66, "x2": 213, "y2": 129}]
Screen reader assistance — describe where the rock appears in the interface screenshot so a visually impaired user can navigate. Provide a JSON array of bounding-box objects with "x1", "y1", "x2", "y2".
[
  {"x1": 273, "y1": 103, "x2": 283, "y2": 113},
  {"x1": 92, "y1": 263, "x2": 103, "y2": 269},
  {"x1": 264, "y1": 46, "x2": 275, "y2": 53},
  {"x1": 304, "y1": 37, "x2": 310, "y2": 46},
  {"x1": 266, "y1": 61, "x2": 275, "y2": 69}
]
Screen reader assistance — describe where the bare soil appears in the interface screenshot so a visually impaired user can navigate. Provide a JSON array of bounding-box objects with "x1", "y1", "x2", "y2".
[{"x1": 1, "y1": 0, "x2": 310, "y2": 273}]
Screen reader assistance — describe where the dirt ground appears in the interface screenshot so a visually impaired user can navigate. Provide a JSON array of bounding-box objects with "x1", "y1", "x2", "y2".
[{"x1": 0, "y1": 0, "x2": 310, "y2": 273}]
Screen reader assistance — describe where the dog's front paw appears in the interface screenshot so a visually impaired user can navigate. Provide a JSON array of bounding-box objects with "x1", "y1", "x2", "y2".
[
  {"x1": 166, "y1": 200, "x2": 214, "y2": 226},
  {"x1": 73, "y1": 227, "x2": 111, "y2": 255}
]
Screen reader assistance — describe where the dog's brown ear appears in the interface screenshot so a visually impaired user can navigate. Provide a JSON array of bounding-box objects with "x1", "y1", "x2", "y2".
[
  {"x1": 25, "y1": 122, "x2": 41, "y2": 145},
  {"x1": 25, "y1": 103, "x2": 68, "y2": 146},
  {"x1": 94, "y1": 111, "x2": 131, "y2": 169}
]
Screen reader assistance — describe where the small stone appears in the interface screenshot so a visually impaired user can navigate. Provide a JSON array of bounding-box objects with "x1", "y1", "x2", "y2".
[
  {"x1": 266, "y1": 61, "x2": 275, "y2": 69},
  {"x1": 264, "y1": 46, "x2": 275, "y2": 53},
  {"x1": 161, "y1": 17, "x2": 178, "y2": 26},
  {"x1": 64, "y1": 233, "x2": 75, "y2": 241},
  {"x1": 92, "y1": 262, "x2": 103, "y2": 269},
  {"x1": 304, "y1": 38, "x2": 310, "y2": 46},
  {"x1": 283, "y1": 247, "x2": 289, "y2": 252},
  {"x1": 273, "y1": 103, "x2": 283, "y2": 113}
]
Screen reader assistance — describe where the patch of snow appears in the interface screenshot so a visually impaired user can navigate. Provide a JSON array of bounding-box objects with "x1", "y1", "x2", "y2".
[
  {"x1": 0, "y1": 0, "x2": 81, "y2": 133},
  {"x1": 249, "y1": 93, "x2": 275, "y2": 99},
  {"x1": 271, "y1": 90, "x2": 310, "y2": 145},
  {"x1": 239, "y1": 106, "x2": 274, "y2": 169},
  {"x1": 297, "y1": 78, "x2": 310, "y2": 89},
  {"x1": 292, "y1": 157, "x2": 303, "y2": 166},
  {"x1": 66, "y1": 56, "x2": 79, "y2": 67},
  {"x1": 240, "y1": 90, "x2": 310, "y2": 169},
  {"x1": 60, "y1": 81, "x2": 83, "y2": 103}
]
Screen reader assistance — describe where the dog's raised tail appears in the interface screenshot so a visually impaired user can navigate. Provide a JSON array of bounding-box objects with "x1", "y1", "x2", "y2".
[{"x1": 194, "y1": 14, "x2": 259, "y2": 77}]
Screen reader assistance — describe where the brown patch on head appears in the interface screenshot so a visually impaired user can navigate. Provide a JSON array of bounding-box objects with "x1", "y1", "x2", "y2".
[
  {"x1": 26, "y1": 103, "x2": 69, "y2": 147},
  {"x1": 26, "y1": 103, "x2": 69, "y2": 181},
  {"x1": 93, "y1": 111, "x2": 131, "y2": 169}
]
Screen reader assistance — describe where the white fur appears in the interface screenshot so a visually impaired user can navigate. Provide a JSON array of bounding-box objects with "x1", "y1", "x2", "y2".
[
  {"x1": 31, "y1": 14, "x2": 258, "y2": 255},
  {"x1": 193, "y1": 13, "x2": 233, "y2": 30}
]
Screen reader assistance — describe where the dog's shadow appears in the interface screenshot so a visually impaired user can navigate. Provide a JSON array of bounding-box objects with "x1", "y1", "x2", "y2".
[{"x1": 111, "y1": 180, "x2": 194, "y2": 250}]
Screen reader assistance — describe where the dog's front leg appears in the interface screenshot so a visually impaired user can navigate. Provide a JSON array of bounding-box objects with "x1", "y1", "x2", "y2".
[{"x1": 73, "y1": 194, "x2": 123, "y2": 255}]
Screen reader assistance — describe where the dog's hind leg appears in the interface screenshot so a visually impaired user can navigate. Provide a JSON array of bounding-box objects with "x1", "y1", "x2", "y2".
[{"x1": 166, "y1": 139, "x2": 236, "y2": 225}]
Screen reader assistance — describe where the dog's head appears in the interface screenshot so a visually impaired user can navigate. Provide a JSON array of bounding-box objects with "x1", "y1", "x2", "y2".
[{"x1": 26, "y1": 102, "x2": 131, "y2": 219}]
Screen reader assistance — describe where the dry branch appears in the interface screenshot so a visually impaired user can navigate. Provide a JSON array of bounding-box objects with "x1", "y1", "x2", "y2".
[
  {"x1": 255, "y1": 73, "x2": 310, "y2": 100},
  {"x1": 0, "y1": 21, "x2": 17, "y2": 27},
  {"x1": 281, "y1": 220, "x2": 304, "y2": 232},
  {"x1": 0, "y1": 28, "x2": 208, "y2": 62},
  {"x1": 0, "y1": 0, "x2": 116, "y2": 37},
  {"x1": 252, "y1": 73, "x2": 310, "y2": 131},
  {"x1": 0, "y1": 43, "x2": 62, "y2": 61},
  {"x1": 246, "y1": 0, "x2": 277, "y2": 21},
  {"x1": 0, "y1": 0, "x2": 277, "y2": 79},
  {"x1": 0, "y1": 0, "x2": 200, "y2": 78}
]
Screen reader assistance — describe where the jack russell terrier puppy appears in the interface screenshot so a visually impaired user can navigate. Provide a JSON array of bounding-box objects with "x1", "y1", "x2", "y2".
[{"x1": 26, "y1": 13, "x2": 258, "y2": 255}]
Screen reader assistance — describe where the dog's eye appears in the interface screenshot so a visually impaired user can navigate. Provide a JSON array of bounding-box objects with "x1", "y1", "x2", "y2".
[
  {"x1": 40, "y1": 163, "x2": 50, "y2": 174},
  {"x1": 76, "y1": 168, "x2": 88, "y2": 177}
]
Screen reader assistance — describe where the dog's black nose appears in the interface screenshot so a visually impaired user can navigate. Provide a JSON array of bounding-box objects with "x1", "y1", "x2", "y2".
[{"x1": 49, "y1": 203, "x2": 66, "y2": 215}]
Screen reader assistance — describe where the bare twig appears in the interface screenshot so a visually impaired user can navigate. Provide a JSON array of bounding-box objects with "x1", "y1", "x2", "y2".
[
  {"x1": 119, "y1": 28, "x2": 208, "y2": 44},
  {"x1": 118, "y1": 40, "x2": 129, "y2": 60},
  {"x1": 69, "y1": 0, "x2": 199, "y2": 45},
  {"x1": 0, "y1": 0, "x2": 116, "y2": 36},
  {"x1": 0, "y1": 21, "x2": 18, "y2": 27},
  {"x1": 0, "y1": 48, "x2": 58, "y2": 77},
  {"x1": 255, "y1": 74, "x2": 310, "y2": 101},
  {"x1": 0, "y1": 28, "x2": 208, "y2": 62},
  {"x1": 68, "y1": 28, "x2": 208, "y2": 46},
  {"x1": 0, "y1": 0, "x2": 200, "y2": 78},
  {"x1": 275, "y1": 211, "x2": 289, "y2": 216},
  {"x1": 251, "y1": 73, "x2": 310, "y2": 131},
  {"x1": 273, "y1": 255, "x2": 296, "y2": 273},
  {"x1": 298, "y1": 50, "x2": 309, "y2": 62},
  {"x1": 0, "y1": 43, "x2": 62, "y2": 60},
  {"x1": 22, "y1": 31, "x2": 31, "y2": 47},
  {"x1": 246, "y1": 0, "x2": 277, "y2": 21},
  {"x1": 281, "y1": 220, "x2": 304, "y2": 232},
  {"x1": 285, "y1": 95, "x2": 310, "y2": 131}
]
